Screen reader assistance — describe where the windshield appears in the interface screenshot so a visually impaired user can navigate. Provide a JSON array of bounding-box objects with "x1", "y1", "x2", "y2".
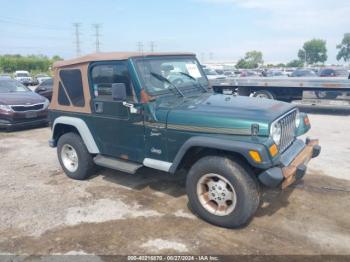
[
  {"x1": 0, "y1": 80, "x2": 30, "y2": 93},
  {"x1": 41, "y1": 78, "x2": 53, "y2": 86},
  {"x1": 134, "y1": 56, "x2": 209, "y2": 95},
  {"x1": 16, "y1": 73, "x2": 29, "y2": 77}
]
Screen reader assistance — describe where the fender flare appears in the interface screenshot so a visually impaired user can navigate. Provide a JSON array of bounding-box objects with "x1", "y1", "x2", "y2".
[
  {"x1": 51, "y1": 116, "x2": 100, "y2": 154},
  {"x1": 168, "y1": 136, "x2": 272, "y2": 173}
]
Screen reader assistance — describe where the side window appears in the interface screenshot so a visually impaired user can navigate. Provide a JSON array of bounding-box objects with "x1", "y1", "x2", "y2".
[
  {"x1": 58, "y1": 82, "x2": 70, "y2": 106},
  {"x1": 91, "y1": 62, "x2": 133, "y2": 101},
  {"x1": 59, "y1": 69, "x2": 85, "y2": 107}
]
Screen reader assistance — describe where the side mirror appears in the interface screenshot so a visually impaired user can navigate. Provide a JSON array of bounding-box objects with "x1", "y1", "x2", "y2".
[{"x1": 112, "y1": 83, "x2": 127, "y2": 101}]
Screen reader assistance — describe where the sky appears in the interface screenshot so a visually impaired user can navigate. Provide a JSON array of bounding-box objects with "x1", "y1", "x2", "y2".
[{"x1": 0, "y1": 0, "x2": 349, "y2": 64}]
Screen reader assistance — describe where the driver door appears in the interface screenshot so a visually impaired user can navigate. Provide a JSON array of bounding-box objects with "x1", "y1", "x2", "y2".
[{"x1": 89, "y1": 62, "x2": 145, "y2": 162}]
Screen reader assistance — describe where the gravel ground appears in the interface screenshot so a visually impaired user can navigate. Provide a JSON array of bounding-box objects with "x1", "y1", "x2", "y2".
[{"x1": 0, "y1": 110, "x2": 349, "y2": 257}]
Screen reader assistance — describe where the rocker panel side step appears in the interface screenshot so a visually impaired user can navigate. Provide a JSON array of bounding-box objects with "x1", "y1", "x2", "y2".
[{"x1": 93, "y1": 155, "x2": 143, "y2": 174}]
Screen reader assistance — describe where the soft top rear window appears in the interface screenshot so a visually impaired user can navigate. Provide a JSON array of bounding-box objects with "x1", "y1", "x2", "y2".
[{"x1": 59, "y1": 69, "x2": 85, "y2": 107}]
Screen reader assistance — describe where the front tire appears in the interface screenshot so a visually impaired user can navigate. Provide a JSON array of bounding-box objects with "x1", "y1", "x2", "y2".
[
  {"x1": 253, "y1": 90, "x2": 275, "y2": 99},
  {"x1": 57, "y1": 132, "x2": 95, "y2": 180},
  {"x1": 186, "y1": 156, "x2": 260, "y2": 228}
]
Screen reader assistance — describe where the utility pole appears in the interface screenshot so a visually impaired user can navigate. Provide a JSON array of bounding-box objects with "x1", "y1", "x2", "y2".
[
  {"x1": 209, "y1": 52, "x2": 214, "y2": 61},
  {"x1": 92, "y1": 24, "x2": 102, "y2": 53},
  {"x1": 149, "y1": 41, "x2": 156, "y2": 52},
  {"x1": 200, "y1": 52, "x2": 205, "y2": 63},
  {"x1": 73, "y1": 23, "x2": 81, "y2": 57},
  {"x1": 137, "y1": 41, "x2": 144, "y2": 53}
]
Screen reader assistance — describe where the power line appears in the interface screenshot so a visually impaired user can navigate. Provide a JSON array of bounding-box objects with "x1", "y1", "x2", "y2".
[
  {"x1": 73, "y1": 23, "x2": 82, "y2": 57},
  {"x1": 92, "y1": 24, "x2": 102, "y2": 53},
  {"x1": 1, "y1": 34, "x2": 70, "y2": 41},
  {"x1": 0, "y1": 17, "x2": 69, "y2": 31}
]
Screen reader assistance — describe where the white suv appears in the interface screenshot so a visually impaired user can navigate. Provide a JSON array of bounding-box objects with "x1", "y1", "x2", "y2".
[{"x1": 14, "y1": 70, "x2": 33, "y2": 86}]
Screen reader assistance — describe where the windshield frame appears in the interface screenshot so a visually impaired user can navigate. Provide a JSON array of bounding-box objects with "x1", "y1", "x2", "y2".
[{"x1": 132, "y1": 55, "x2": 209, "y2": 96}]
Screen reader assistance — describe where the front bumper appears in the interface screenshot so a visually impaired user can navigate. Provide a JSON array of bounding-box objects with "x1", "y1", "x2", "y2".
[
  {"x1": 259, "y1": 138, "x2": 321, "y2": 189},
  {"x1": 0, "y1": 117, "x2": 48, "y2": 130}
]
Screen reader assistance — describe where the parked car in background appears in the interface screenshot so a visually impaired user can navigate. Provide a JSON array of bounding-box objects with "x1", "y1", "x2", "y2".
[
  {"x1": 203, "y1": 68, "x2": 226, "y2": 80},
  {"x1": 291, "y1": 69, "x2": 317, "y2": 77},
  {"x1": 14, "y1": 70, "x2": 34, "y2": 86},
  {"x1": 0, "y1": 74, "x2": 12, "y2": 80},
  {"x1": 214, "y1": 69, "x2": 225, "y2": 75},
  {"x1": 318, "y1": 68, "x2": 349, "y2": 77},
  {"x1": 34, "y1": 78, "x2": 53, "y2": 100},
  {"x1": 223, "y1": 71, "x2": 235, "y2": 77},
  {"x1": 34, "y1": 74, "x2": 51, "y2": 85},
  {"x1": 315, "y1": 68, "x2": 349, "y2": 99},
  {"x1": 265, "y1": 70, "x2": 286, "y2": 77},
  {"x1": 0, "y1": 79, "x2": 49, "y2": 131},
  {"x1": 240, "y1": 70, "x2": 259, "y2": 77},
  {"x1": 282, "y1": 69, "x2": 295, "y2": 77}
]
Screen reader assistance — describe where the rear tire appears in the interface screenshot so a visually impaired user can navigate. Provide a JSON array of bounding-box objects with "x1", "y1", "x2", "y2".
[
  {"x1": 57, "y1": 132, "x2": 95, "y2": 180},
  {"x1": 253, "y1": 90, "x2": 275, "y2": 99},
  {"x1": 186, "y1": 156, "x2": 260, "y2": 228}
]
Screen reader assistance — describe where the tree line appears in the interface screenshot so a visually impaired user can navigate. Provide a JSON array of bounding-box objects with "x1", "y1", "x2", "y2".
[
  {"x1": 0, "y1": 54, "x2": 63, "y2": 74},
  {"x1": 236, "y1": 33, "x2": 350, "y2": 69}
]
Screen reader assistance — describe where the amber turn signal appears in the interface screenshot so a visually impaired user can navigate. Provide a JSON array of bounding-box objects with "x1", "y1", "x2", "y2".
[
  {"x1": 249, "y1": 150, "x2": 262, "y2": 163},
  {"x1": 304, "y1": 116, "x2": 310, "y2": 126},
  {"x1": 269, "y1": 144, "x2": 279, "y2": 157}
]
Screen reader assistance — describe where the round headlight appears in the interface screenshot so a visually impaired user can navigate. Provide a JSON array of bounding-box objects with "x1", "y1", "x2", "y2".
[
  {"x1": 271, "y1": 122, "x2": 282, "y2": 145},
  {"x1": 295, "y1": 109, "x2": 301, "y2": 128}
]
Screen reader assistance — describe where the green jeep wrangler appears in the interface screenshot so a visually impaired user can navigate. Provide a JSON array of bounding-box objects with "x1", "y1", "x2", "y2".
[{"x1": 49, "y1": 52, "x2": 321, "y2": 228}]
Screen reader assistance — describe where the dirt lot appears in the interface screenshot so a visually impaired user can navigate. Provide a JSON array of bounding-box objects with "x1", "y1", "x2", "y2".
[{"x1": 0, "y1": 110, "x2": 350, "y2": 256}]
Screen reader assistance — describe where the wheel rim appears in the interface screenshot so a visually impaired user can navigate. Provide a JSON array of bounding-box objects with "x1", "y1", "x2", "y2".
[
  {"x1": 196, "y1": 173, "x2": 237, "y2": 216},
  {"x1": 255, "y1": 93, "x2": 270, "y2": 99},
  {"x1": 61, "y1": 144, "x2": 79, "y2": 172},
  {"x1": 316, "y1": 91, "x2": 327, "y2": 98}
]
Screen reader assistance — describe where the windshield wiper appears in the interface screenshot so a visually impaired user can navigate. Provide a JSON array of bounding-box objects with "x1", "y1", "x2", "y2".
[
  {"x1": 150, "y1": 72, "x2": 184, "y2": 97},
  {"x1": 178, "y1": 72, "x2": 208, "y2": 92}
]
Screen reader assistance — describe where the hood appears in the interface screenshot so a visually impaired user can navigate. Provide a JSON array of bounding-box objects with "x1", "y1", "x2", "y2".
[
  {"x1": 0, "y1": 91, "x2": 46, "y2": 106},
  {"x1": 165, "y1": 93, "x2": 295, "y2": 136}
]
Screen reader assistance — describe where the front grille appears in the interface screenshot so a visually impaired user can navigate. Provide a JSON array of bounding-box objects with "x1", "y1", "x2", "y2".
[
  {"x1": 278, "y1": 110, "x2": 297, "y2": 152},
  {"x1": 11, "y1": 104, "x2": 44, "y2": 112}
]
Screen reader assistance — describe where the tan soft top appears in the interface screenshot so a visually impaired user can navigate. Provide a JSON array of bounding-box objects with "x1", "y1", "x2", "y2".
[{"x1": 54, "y1": 52, "x2": 196, "y2": 68}]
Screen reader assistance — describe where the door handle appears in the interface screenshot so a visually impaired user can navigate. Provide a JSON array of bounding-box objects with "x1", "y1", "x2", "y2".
[
  {"x1": 122, "y1": 102, "x2": 138, "y2": 114},
  {"x1": 94, "y1": 102, "x2": 103, "y2": 113}
]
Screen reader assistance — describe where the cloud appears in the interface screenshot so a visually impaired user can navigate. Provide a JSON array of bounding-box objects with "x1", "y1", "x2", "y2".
[{"x1": 201, "y1": 0, "x2": 350, "y2": 32}]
